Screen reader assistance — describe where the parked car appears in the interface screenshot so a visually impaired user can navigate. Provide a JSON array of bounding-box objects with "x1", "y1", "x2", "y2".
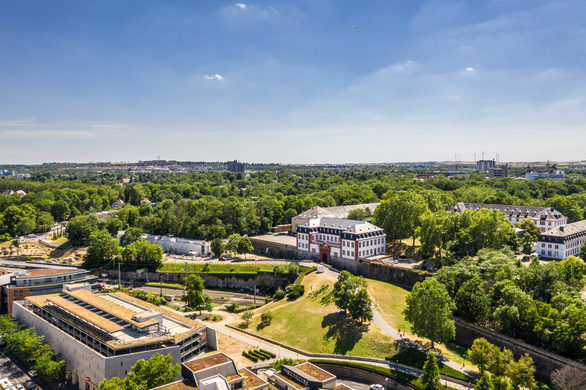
[
  {"x1": 225, "y1": 256, "x2": 234, "y2": 260},
  {"x1": 24, "y1": 381, "x2": 37, "y2": 390},
  {"x1": 218, "y1": 256, "x2": 226, "y2": 261},
  {"x1": 370, "y1": 385, "x2": 384, "y2": 390},
  {"x1": 16, "y1": 385, "x2": 25, "y2": 390}
]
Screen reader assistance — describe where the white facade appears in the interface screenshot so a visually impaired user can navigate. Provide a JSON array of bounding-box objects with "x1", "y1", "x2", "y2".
[
  {"x1": 296, "y1": 217, "x2": 385, "y2": 261},
  {"x1": 143, "y1": 234, "x2": 211, "y2": 256},
  {"x1": 537, "y1": 220, "x2": 586, "y2": 260},
  {"x1": 452, "y1": 202, "x2": 567, "y2": 232}
]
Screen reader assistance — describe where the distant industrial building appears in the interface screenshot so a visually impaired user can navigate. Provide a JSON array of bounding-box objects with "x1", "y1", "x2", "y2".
[
  {"x1": 291, "y1": 203, "x2": 379, "y2": 233},
  {"x1": 451, "y1": 203, "x2": 567, "y2": 232},
  {"x1": 488, "y1": 164, "x2": 508, "y2": 178},
  {"x1": 13, "y1": 288, "x2": 212, "y2": 389},
  {"x1": 227, "y1": 160, "x2": 245, "y2": 173},
  {"x1": 476, "y1": 159, "x2": 496, "y2": 172},
  {"x1": 525, "y1": 170, "x2": 565, "y2": 181},
  {"x1": 296, "y1": 217, "x2": 385, "y2": 262},
  {"x1": 537, "y1": 220, "x2": 586, "y2": 260},
  {"x1": 1, "y1": 268, "x2": 98, "y2": 314}
]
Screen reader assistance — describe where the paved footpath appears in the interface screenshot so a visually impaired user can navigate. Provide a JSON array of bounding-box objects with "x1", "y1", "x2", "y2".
[{"x1": 204, "y1": 319, "x2": 475, "y2": 390}]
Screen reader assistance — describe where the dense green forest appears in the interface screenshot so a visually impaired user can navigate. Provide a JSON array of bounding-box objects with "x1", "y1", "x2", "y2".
[
  {"x1": 435, "y1": 249, "x2": 586, "y2": 361},
  {"x1": 2, "y1": 169, "x2": 586, "y2": 241}
]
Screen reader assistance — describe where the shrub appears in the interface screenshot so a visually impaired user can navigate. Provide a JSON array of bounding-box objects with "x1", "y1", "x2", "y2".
[
  {"x1": 286, "y1": 284, "x2": 305, "y2": 300},
  {"x1": 274, "y1": 288, "x2": 286, "y2": 300},
  {"x1": 273, "y1": 358, "x2": 295, "y2": 371},
  {"x1": 260, "y1": 310, "x2": 273, "y2": 326}
]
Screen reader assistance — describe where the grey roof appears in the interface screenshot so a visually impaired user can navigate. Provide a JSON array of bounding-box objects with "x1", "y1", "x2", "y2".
[
  {"x1": 539, "y1": 220, "x2": 586, "y2": 238},
  {"x1": 300, "y1": 217, "x2": 383, "y2": 233},
  {"x1": 297, "y1": 203, "x2": 379, "y2": 219},
  {"x1": 451, "y1": 202, "x2": 565, "y2": 220}
]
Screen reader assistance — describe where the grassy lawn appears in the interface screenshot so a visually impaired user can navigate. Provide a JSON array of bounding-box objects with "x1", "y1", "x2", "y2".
[
  {"x1": 242, "y1": 273, "x2": 396, "y2": 359},
  {"x1": 365, "y1": 277, "x2": 475, "y2": 369},
  {"x1": 367, "y1": 278, "x2": 411, "y2": 332},
  {"x1": 160, "y1": 263, "x2": 277, "y2": 273}
]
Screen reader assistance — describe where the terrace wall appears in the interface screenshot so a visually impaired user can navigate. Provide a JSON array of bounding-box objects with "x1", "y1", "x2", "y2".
[
  {"x1": 103, "y1": 270, "x2": 291, "y2": 292},
  {"x1": 328, "y1": 257, "x2": 429, "y2": 288},
  {"x1": 454, "y1": 318, "x2": 586, "y2": 377}
]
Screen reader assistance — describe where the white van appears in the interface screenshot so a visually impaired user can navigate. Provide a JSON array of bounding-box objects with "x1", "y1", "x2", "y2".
[{"x1": 317, "y1": 265, "x2": 325, "y2": 273}]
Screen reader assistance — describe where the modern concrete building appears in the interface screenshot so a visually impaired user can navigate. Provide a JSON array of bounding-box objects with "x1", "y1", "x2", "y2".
[
  {"x1": 291, "y1": 203, "x2": 379, "y2": 233},
  {"x1": 296, "y1": 217, "x2": 385, "y2": 262},
  {"x1": 2, "y1": 268, "x2": 98, "y2": 314},
  {"x1": 476, "y1": 159, "x2": 496, "y2": 172},
  {"x1": 13, "y1": 288, "x2": 211, "y2": 389},
  {"x1": 537, "y1": 220, "x2": 586, "y2": 260},
  {"x1": 272, "y1": 362, "x2": 336, "y2": 390},
  {"x1": 227, "y1": 160, "x2": 245, "y2": 173},
  {"x1": 488, "y1": 164, "x2": 508, "y2": 178},
  {"x1": 154, "y1": 353, "x2": 268, "y2": 390},
  {"x1": 451, "y1": 202, "x2": 567, "y2": 232}
]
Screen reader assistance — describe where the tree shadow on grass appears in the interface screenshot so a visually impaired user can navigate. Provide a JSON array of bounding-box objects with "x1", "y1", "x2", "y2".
[{"x1": 321, "y1": 312, "x2": 369, "y2": 355}]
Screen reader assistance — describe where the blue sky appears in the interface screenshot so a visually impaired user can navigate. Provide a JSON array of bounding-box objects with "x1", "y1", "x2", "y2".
[{"x1": 1, "y1": 0, "x2": 585, "y2": 164}]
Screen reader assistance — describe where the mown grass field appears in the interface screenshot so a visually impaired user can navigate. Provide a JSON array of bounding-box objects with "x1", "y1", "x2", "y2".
[
  {"x1": 243, "y1": 273, "x2": 396, "y2": 359},
  {"x1": 366, "y1": 277, "x2": 474, "y2": 368}
]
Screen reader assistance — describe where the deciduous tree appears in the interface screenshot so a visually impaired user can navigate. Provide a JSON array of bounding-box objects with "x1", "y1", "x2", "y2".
[{"x1": 404, "y1": 278, "x2": 455, "y2": 349}]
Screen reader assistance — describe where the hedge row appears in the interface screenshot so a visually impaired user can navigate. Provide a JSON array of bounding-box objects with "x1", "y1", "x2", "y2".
[
  {"x1": 242, "y1": 351, "x2": 259, "y2": 362},
  {"x1": 243, "y1": 349, "x2": 276, "y2": 361},
  {"x1": 296, "y1": 266, "x2": 316, "y2": 285}
]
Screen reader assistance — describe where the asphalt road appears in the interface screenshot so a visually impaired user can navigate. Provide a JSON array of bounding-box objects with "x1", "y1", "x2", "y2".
[{"x1": 0, "y1": 352, "x2": 43, "y2": 389}]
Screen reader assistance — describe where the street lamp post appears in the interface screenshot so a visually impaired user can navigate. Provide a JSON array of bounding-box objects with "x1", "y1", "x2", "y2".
[{"x1": 385, "y1": 378, "x2": 388, "y2": 390}]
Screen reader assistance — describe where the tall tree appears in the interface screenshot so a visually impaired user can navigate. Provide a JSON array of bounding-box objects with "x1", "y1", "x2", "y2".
[
  {"x1": 476, "y1": 373, "x2": 495, "y2": 390},
  {"x1": 348, "y1": 288, "x2": 373, "y2": 323},
  {"x1": 83, "y1": 229, "x2": 120, "y2": 269},
  {"x1": 237, "y1": 237, "x2": 254, "y2": 259},
  {"x1": 211, "y1": 238, "x2": 224, "y2": 257},
  {"x1": 184, "y1": 275, "x2": 206, "y2": 311},
  {"x1": 404, "y1": 278, "x2": 455, "y2": 348},
  {"x1": 505, "y1": 354, "x2": 536, "y2": 390},
  {"x1": 467, "y1": 338, "x2": 496, "y2": 374},
  {"x1": 99, "y1": 353, "x2": 180, "y2": 390},
  {"x1": 421, "y1": 353, "x2": 441, "y2": 390},
  {"x1": 121, "y1": 239, "x2": 163, "y2": 272},
  {"x1": 373, "y1": 192, "x2": 429, "y2": 243}
]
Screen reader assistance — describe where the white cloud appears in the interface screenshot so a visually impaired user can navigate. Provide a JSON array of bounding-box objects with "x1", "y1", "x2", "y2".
[
  {"x1": 235, "y1": 3, "x2": 247, "y2": 10},
  {"x1": 204, "y1": 74, "x2": 224, "y2": 81},
  {"x1": 465, "y1": 67, "x2": 475, "y2": 72},
  {"x1": 0, "y1": 129, "x2": 96, "y2": 139}
]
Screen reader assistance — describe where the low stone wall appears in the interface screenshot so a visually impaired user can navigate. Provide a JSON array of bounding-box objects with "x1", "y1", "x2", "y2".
[
  {"x1": 103, "y1": 270, "x2": 290, "y2": 292},
  {"x1": 454, "y1": 318, "x2": 586, "y2": 377},
  {"x1": 250, "y1": 237, "x2": 300, "y2": 260},
  {"x1": 329, "y1": 257, "x2": 430, "y2": 288}
]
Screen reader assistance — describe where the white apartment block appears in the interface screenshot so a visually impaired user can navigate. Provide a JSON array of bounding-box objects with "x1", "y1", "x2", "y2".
[
  {"x1": 537, "y1": 220, "x2": 586, "y2": 260},
  {"x1": 451, "y1": 202, "x2": 567, "y2": 232},
  {"x1": 296, "y1": 217, "x2": 385, "y2": 261}
]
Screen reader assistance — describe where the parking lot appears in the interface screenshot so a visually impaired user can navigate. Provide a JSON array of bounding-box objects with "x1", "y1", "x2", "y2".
[{"x1": 0, "y1": 353, "x2": 42, "y2": 390}]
